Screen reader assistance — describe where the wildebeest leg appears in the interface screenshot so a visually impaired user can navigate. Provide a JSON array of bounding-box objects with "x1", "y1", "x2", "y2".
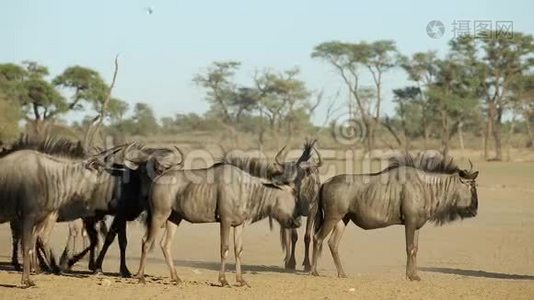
[
  {"x1": 95, "y1": 216, "x2": 123, "y2": 277},
  {"x1": 81, "y1": 230, "x2": 87, "y2": 253},
  {"x1": 286, "y1": 229, "x2": 298, "y2": 270},
  {"x1": 328, "y1": 219, "x2": 348, "y2": 278},
  {"x1": 97, "y1": 219, "x2": 108, "y2": 250},
  {"x1": 117, "y1": 218, "x2": 131, "y2": 277},
  {"x1": 405, "y1": 224, "x2": 420, "y2": 281},
  {"x1": 160, "y1": 220, "x2": 180, "y2": 284},
  {"x1": 234, "y1": 224, "x2": 249, "y2": 287},
  {"x1": 59, "y1": 222, "x2": 78, "y2": 269},
  {"x1": 311, "y1": 218, "x2": 338, "y2": 276},
  {"x1": 281, "y1": 228, "x2": 291, "y2": 269},
  {"x1": 36, "y1": 213, "x2": 60, "y2": 274},
  {"x1": 63, "y1": 218, "x2": 99, "y2": 270},
  {"x1": 21, "y1": 218, "x2": 36, "y2": 287},
  {"x1": 84, "y1": 218, "x2": 99, "y2": 271},
  {"x1": 135, "y1": 211, "x2": 168, "y2": 284},
  {"x1": 302, "y1": 213, "x2": 315, "y2": 272},
  {"x1": 30, "y1": 245, "x2": 39, "y2": 274},
  {"x1": 218, "y1": 221, "x2": 231, "y2": 287},
  {"x1": 10, "y1": 220, "x2": 22, "y2": 271},
  {"x1": 34, "y1": 241, "x2": 49, "y2": 272}
]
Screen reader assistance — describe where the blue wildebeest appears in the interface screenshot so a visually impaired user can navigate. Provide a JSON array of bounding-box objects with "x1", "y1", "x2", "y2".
[
  {"x1": 223, "y1": 140, "x2": 323, "y2": 271},
  {"x1": 0, "y1": 137, "x2": 123, "y2": 287},
  {"x1": 7, "y1": 140, "x2": 183, "y2": 278},
  {"x1": 276, "y1": 140, "x2": 322, "y2": 272},
  {"x1": 116, "y1": 144, "x2": 310, "y2": 287},
  {"x1": 311, "y1": 152, "x2": 479, "y2": 280},
  {"x1": 89, "y1": 144, "x2": 185, "y2": 277}
]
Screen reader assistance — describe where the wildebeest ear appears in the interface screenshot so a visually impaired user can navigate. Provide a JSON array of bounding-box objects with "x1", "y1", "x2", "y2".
[
  {"x1": 468, "y1": 171, "x2": 479, "y2": 180},
  {"x1": 459, "y1": 170, "x2": 479, "y2": 180},
  {"x1": 124, "y1": 159, "x2": 139, "y2": 170},
  {"x1": 104, "y1": 163, "x2": 126, "y2": 176}
]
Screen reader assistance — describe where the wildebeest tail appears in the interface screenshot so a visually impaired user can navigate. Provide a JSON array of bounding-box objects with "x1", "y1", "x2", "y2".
[
  {"x1": 137, "y1": 211, "x2": 150, "y2": 227},
  {"x1": 280, "y1": 226, "x2": 287, "y2": 252},
  {"x1": 313, "y1": 184, "x2": 325, "y2": 234},
  {"x1": 97, "y1": 219, "x2": 108, "y2": 239}
]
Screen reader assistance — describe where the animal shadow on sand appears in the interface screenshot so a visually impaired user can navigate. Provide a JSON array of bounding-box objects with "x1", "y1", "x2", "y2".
[
  {"x1": 421, "y1": 267, "x2": 534, "y2": 280},
  {"x1": 144, "y1": 257, "x2": 305, "y2": 275},
  {"x1": 0, "y1": 261, "x2": 17, "y2": 273},
  {"x1": 0, "y1": 259, "x2": 122, "y2": 280}
]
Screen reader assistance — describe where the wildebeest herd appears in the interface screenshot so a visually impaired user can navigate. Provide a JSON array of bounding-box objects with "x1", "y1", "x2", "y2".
[{"x1": 0, "y1": 136, "x2": 479, "y2": 288}]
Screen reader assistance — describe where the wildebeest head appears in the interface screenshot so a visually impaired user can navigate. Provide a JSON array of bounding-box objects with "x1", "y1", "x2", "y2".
[
  {"x1": 266, "y1": 183, "x2": 302, "y2": 228},
  {"x1": 83, "y1": 144, "x2": 125, "y2": 173},
  {"x1": 455, "y1": 160, "x2": 479, "y2": 218},
  {"x1": 92, "y1": 143, "x2": 185, "y2": 205},
  {"x1": 120, "y1": 142, "x2": 184, "y2": 176},
  {"x1": 271, "y1": 139, "x2": 322, "y2": 215}
]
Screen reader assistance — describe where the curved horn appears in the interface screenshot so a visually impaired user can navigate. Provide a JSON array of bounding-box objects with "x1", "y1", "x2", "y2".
[
  {"x1": 274, "y1": 145, "x2": 287, "y2": 166},
  {"x1": 468, "y1": 159, "x2": 473, "y2": 173},
  {"x1": 313, "y1": 146, "x2": 323, "y2": 167},
  {"x1": 173, "y1": 146, "x2": 185, "y2": 166},
  {"x1": 92, "y1": 143, "x2": 125, "y2": 158}
]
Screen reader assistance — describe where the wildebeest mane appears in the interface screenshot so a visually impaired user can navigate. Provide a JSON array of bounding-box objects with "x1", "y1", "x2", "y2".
[
  {"x1": 219, "y1": 155, "x2": 280, "y2": 180},
  {"x1": 386, "y1": 151, "x2": 460, "y2": 174},
  {"x1": 0, "y1": 135, "x2": 86, "y2": 159}
]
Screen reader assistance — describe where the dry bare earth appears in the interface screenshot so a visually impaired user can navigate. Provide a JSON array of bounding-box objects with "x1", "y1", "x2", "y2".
[{"x1": 1, "y1": 159, "x2": 534, "y2": 299}]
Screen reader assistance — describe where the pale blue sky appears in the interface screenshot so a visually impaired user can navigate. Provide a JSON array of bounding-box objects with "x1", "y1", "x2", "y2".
[{"x1": 1, "y1": 0, "x2": 533, "y2": 123}]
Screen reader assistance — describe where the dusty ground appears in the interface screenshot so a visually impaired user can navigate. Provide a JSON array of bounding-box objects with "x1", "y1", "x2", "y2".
[{"x1": 1, "y1": 158, "x2": 534, "y2": 299}]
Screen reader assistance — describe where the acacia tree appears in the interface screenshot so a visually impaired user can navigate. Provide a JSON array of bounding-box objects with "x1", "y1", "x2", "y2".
[
  {"x1": 392, "y1": 86, "x2": 422, "y2": 151},
  {"x1": 193, "y1": 61, "x2": 241, "y2": 123},
  {"x1": 399, "y1": 51, "x2": 439, "y2": 148},
  {"x1": 0, "y1": 76, "x2": 21, "y2": 140},
  {"x1": 0, "y1": 60, "x2": 123, "y2": 138},
  {"x1": 254, "y1": 67, "x2": 310, "y2": 140},
  {"x1": 131, "y1": 102, "x2": 159, "y2": 136},
  {"x1": 451, "y1": 33, "x2": 534, "y2": 160},
  {"x1": 425, "y1": 56, "x2": 481, "y2": 157},
  {"x1": 510, "y1": 73, "x2": 534, "y2": 147},
  {"x1": 312, "y1": 40, "x2": 397, "y2": 153},
  {"x1": 0, "y1": 62, "x2": 63, "y2": 133}
]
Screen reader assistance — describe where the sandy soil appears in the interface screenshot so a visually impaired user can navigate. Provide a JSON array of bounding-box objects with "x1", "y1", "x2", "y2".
[{"x1": 1, "y1": 160, "x2": 534, "y2": 299}]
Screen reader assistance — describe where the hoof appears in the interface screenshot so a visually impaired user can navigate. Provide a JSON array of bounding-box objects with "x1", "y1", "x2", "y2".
[
  {"x1": 311, "y1": 271, "x2": 320, "y2": 277},
  {"x1": 31, "y1": 268, "x2": 42, "y2": 275},
  {"x1": 171, "y1": 278, "x2": 182, "y2": 285},
  {"x1": 407, "y1": 274, "x2": 421, "y2": 281},
  {"x1": 120, "y1": 269, "x2": 132, "y2": 278},
  {"x1": 59, "y1": 255, "x2": 71, "y2": 270},
  {"x1": 284, "y1": 262, "x2": 296, "y2": 271},
  {"x1": 88, "y1": 262, "x2": 97, "y2": 272},
  {"x1": 134, "y1": 274, "x2": 146, "y2": 284},
  {"x1": 303, "y1": 264, "x2": 311, "y2": 273},
  {"x1": 338, "y1": 273, "x2": 348, "y2": 278},
  {"x1": 219, "y1": 278, "x2": 230, "y2": 287},
  {"x1": 53, "y1": 267, "x2": 63, "y2": 275},
  {"x1": 235, "y1": 279, "x2": 250, "y2": 288},
  {"x1": 22, "y1": 279, "x2": 36, "y2": 288},
  {"x1": 93, "y1": 269, "x2": 104, "y2": 276}
]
